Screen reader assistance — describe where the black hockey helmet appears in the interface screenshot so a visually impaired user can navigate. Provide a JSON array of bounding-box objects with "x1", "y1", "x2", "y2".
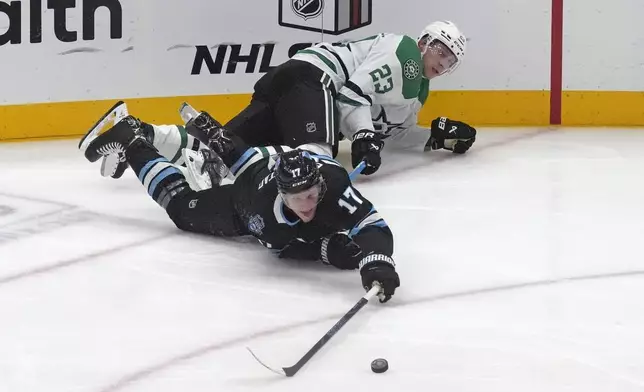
[{"x1": 275, "y1": 150, "x2": 322, "y2": 194}]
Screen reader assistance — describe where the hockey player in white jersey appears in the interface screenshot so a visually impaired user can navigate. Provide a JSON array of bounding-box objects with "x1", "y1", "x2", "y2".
[
  {"x1": 100, "y1": 21, "x2": 476, "y2": 179},
  {"x1": 290, "y1": 20, "x2": 476, "y2": 174}
]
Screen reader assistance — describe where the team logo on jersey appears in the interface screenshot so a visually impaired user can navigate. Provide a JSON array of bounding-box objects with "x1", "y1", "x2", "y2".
[
  {"x1": 403, "y1": 59, "x2": 420, "y2": 80},
  {"x1": 248, "y1": 214, "x2": 265, "y2": 235},
  {"x1": 279, "y1": 0, "x2": 372, "y2": 35},
  {"x1": 291, "y1": 0, "x2": 324, "y2": 20}
]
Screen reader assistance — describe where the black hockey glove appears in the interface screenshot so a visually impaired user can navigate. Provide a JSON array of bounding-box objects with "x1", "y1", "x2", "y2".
[
  {"x1": 278, "y1": 238, "x2": 323, "y2": 261},
  {"x1": 359, "y1": 254, "x2": 400, "y2": 303},
  {"x1": 351, "y1": 130, "x2": 384, "y2": 175},
  {"x1": 321, "y1": 233, "x2": 362, "y2": 270},
  {"x1": 427, "y1": 117, "x2": 477, "y2": 154}
]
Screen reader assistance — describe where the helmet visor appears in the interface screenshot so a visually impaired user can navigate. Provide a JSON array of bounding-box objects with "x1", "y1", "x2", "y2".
[{"x1": 424, "y1": 39, "x2": 459, "y2": 75}]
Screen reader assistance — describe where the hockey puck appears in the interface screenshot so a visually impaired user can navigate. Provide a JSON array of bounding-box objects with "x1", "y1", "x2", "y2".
[{"x1": 371, "y1": 358, "x2": 388, "y2": 373}]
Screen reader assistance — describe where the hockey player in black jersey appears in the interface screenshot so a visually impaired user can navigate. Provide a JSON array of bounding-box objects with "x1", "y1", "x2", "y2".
[{"x1": 80, "y1": 108, "x2": 400, "y2": 303}]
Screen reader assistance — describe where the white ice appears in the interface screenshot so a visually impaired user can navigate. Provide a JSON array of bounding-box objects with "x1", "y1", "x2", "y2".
[{"x1": 1, "y1": 128, "x2": 643, "y2": 392}]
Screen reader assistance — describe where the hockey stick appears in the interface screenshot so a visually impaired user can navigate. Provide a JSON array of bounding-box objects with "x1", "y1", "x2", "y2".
[
  {"x1": 348, "y1": 160, "x2": 366, "y2": 181},
  {"x1": 247, "y1": 283, "x2": 381, "y2": 377}
]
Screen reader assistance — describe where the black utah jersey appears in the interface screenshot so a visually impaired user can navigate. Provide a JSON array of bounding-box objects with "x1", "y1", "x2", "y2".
[{"x1": 227, "y1": 146, "x2": 393, "y2": 261}]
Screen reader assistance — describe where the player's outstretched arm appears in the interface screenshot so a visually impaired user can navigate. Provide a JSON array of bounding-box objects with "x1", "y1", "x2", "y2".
[{"x1": 327, "y1": 173, "x2": 399, "y2": 302}]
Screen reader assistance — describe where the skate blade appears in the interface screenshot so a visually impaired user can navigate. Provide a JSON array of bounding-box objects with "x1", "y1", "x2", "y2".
[
  {"x1": 78, "y1": 101, "x2": 129, "y2": 152},
  {"x1": 178, "y1": 102, "x2": 200, "y2": 124}
]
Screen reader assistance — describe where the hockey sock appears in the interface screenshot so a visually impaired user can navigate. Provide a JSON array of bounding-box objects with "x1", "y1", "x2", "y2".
[{"x1": 125, "y1": 140, "x2": 191, "y2": 210}]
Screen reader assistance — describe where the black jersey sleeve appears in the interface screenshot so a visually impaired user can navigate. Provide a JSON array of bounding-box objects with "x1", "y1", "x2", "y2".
[{"x1": 316, "y1": 157, "x2": 394, "y2": 258}]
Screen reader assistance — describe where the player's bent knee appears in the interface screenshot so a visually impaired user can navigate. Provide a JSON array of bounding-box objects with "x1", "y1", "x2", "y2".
[{"x1": 163, "y1": 193, "x2": 200, "y2": 232}]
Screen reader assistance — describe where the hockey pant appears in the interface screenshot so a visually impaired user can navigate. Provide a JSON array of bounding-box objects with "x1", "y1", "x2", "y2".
[
  {"x1": 225, "y1": 60, "x2": 339, "y2": 157},
  {"x1": 125, "y1": 140, "x2": 245, "y2": 237}
]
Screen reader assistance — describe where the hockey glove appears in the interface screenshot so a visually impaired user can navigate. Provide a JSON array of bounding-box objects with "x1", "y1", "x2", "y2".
[
  {"x1": 351, "y1": 130, "x2": 384, "y2": 175},
  {"x1": 427, "y1": 117, "x2": 477, "y2": 154},
  {"x1": 278, "y1": 238, "x2": 324, "y2": 261},
  {"x1": 321, "y1": 233, "x2": 363, "y2": 270},
  {"x1": 359, "y1": 254, "x2": 400, "y2": 303}
]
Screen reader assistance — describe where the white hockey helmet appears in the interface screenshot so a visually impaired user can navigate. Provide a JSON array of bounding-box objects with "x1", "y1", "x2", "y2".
[{"x1": 418, "y1": 21, "x2": 467, "y2": 73}]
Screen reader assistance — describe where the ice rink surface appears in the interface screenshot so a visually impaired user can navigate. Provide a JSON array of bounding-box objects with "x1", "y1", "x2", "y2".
[{"x1": 1, "y1": 127, "x2": 643, "y2": 392}]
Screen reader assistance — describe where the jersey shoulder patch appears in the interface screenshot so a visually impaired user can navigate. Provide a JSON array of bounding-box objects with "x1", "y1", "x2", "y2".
[{"x1": 395, "y1": 35, "x2": 423, "y2": 99}]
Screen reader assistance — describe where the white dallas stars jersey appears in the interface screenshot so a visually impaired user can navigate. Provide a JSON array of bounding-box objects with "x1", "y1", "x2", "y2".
[{"x1": 291, "y1": 33, "x2": 431, "y2": 148}]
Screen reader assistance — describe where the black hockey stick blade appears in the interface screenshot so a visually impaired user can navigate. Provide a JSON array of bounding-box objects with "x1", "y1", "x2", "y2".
[{"x1": 247, "y1": 284, "x2": 382, "y2": 377}]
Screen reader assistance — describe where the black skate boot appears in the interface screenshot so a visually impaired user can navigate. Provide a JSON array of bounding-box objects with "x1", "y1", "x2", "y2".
[
  {"x1": 79, "y1": 101, "x2": 155, "y2": 178},
  {"x1": 184, "y1": 111, "x2": 237, "y2": 158},
  {"x1": 178, "y1": 102, "x2": 244, "y2": 168},
  {"x1": 100, "y1": 122, "x2": 153, "y2": 178},
  {"x1": 84, "y1": 115, "x2": 150, "y2": 164}
]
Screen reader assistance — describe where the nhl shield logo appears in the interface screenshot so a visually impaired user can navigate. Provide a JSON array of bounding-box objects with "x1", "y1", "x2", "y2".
[
  {"x1": 279, "y1": 0, "x2": 372, "y2": 35},
  {"x1": 292, "y1": 0, "x2": 324, "y2": 20}
]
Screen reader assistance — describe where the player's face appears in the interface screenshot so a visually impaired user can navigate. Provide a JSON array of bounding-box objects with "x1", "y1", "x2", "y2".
[
  {"x1": 420, "y1": 40, "x2": 458, "y2": 79},
  {"x1": 281, "y1": 183, "x2": 323, "y2": 222}
]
